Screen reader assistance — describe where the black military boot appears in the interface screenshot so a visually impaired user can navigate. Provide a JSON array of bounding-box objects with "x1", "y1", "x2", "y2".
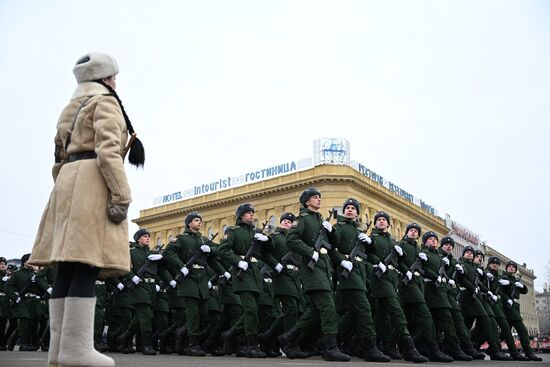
[
  {"x1": 398, "y1": 336, "x2": 429, "y2": 363},
  {"x1": 141, "y1": 333, "x2": 157, "y2": 355},
  {"x1": 380, "y1": 336, "x2": 402, "y2": 360},
  {"x1": 221, "y1": 325, "x2": 239, "y2": 355},
  {"x1": 279, "y1": 326, "x2": 308, "y2": 359},
  {"x1": 94, "y1": 334, "x2": 108, "y2": 353},
  {"x1": 258, "y1": 329, "x2": 275, "y2": 357},
  {"x1": 321, "y1": 335, "x2": 350, "y2": 362},
  {"x1": 116, "y1": 331, "x2": 131, "y2": 353},
  {"x1": 446, "y1": 341, "x2": 473, "y2": 361},
  {"x1": 174, "y1": 326, "x2": 188, "y2": 355},
  {"x1": 158, "y1": 326, "x2": 175, "y2": 354},
  {"x1": 509, "y1": 347, "x2": 530, "y2": 361},
  {"x1": 487, "y1": 342, "x2": 513, "y2": 361},
  {"x1": 6, "y1": 330, "x2": 17, "y2": 351},
  {"x1": 18, "y1": 336, "x2": 36, "y2": 352},
  {"x1": 524, "y1": 346, "x2": 543, "y2": 362},
  {"x1": 362, "y1": 336, "x2": 390, "y2": 362},
  {"x1": 245, "y1": 336, "x2": 267, "y2": 358},
  {"x1": 422, "y1": 340, "x2": 453, "y2": 362},
  {"x1": 186, "y1": 336, "x2": 206, "y2": 356},
  {"x1": 460, "y1": 340, "x2": 486, "y2": 360}
]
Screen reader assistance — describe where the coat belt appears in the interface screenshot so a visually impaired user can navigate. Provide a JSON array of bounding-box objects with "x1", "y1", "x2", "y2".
[{"x1": 68, "y1": 151, "x2": 97, "y2": 162}]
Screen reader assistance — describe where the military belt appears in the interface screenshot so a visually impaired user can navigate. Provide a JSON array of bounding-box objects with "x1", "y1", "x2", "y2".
[
  {"x1": 143, "y1": 278, "x2": 155, "y2": 283},
  {"x1": 374, "y1": 264, "x2": 396, "y2": 271},
  {"x1": 0, "y1": 292, "x2": 5, "y2": 296},
  {"x1": 191, "y1": 264, "x2": 205, "y2": 269},
  {"x1": 423, "y1": 278, "x2": 433, "y2": 282},
  {"x1": 68, "y1": 151, "x2": 97, "y2": 162},
  {"x1": 212, "y1": 286, "x2": 218, "y2": 291},
  {"x1": 344, "y1": 254, "x2": 363, "y2": 263},
  {"x1": 413, "y1": 271, "x2": 421, "y2": 277},
  {"x1": 286, "y1": 264, "x2": 299, "y2": 271},
  {"x1": 24, "y1": 293, "x2": 40, "y2": 298},
  {"x1": 240, "y1": 256, "x2": 258, "y2": 263},
  {"x1": 319, "y1": 248, "x2": 328, "y2": 255},
  {"x1": 263, "y1": 278, "x2": 272, "y2": 283},
  {"x1": 95, "y1": 280, "x2": 105, "y2": 285}
]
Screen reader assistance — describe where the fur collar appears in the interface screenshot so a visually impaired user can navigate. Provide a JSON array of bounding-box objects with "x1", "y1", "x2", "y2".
[{"x1": 71, "y1": 82, "x2": 111, "y2": 100}]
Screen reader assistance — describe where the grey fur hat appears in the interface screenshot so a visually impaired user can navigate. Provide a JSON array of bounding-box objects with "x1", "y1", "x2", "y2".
[{"x1": 73, "y1": 52, "x2": 119, "y2": 83}]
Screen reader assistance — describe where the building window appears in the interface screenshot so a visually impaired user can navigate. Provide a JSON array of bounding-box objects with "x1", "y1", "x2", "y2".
[
  {"x1": 268, "y1": 215, "x2": 276, "y2": 232},
  {"x1": 222, "y1": 225, "x2": 228, "y2": 235},
  {"x1": 208, "y1": 227, "x2": 214, "y2": 240},
  {"x1": 253, "y1": 219, "x2": 259, "y2": 228}
]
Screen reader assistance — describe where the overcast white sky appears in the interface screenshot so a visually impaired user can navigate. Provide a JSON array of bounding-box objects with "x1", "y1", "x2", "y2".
[{"x1": 1, "y1": 1, "x2": 549, "y2": 289}]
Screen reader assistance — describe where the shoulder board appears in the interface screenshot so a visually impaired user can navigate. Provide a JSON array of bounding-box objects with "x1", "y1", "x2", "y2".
[
  {"x1": 299, "y1": 212, "x2": 309, "y2": 217},
  {"x1": 130, "y1": 247, "x2": 137, "y2": 251},
  {"x1": 228, "y1": 226, "x2": 239, "y2": 231}
]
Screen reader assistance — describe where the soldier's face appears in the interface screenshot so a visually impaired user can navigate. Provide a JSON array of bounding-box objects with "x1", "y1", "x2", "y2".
[
  {"x1": 306, "y1": 195, "x2": 321, "y2": 210},
  {"x1": 473, "y1": 255, "x2": 483, "y2": 265},
  {"x1": 407, "y1": 228, "x2": 419, "y2": 239},
  {"x1": 189, "y1": 218, "x2": 202, "y2": 231},
  {"x1": 489, "y1": 263, "x2": 499, "y2": 271},
  {"x1": 426, "y1": 237, "x2": 438, "y2": 248},
  {"x1": 375, "y1": 217, "x2": 388, "y2": 230},
  {"x1": 138, "y1": 234, "x2": 151, "y2": 246},
  {"x1": 506, "y1": 264, "x2": 517, "y2": 274},
  {"x1": 343, "y1": 205, "x2": 358, "y2": 219},
  {"x1": 441, "y1": 243, "x2": 453, "y2": 254},
  {"x1": 241, "y1": 211, "x2": 255, "y2": 223},
  {"x1": 463, "y1": 250, "x2": 474, "y2": 260},
  {"x1": 280, "y1": 219, "x2": 293, "y2": 229},
  {"x1": 0, "y1": 262, "x2": 6, "y2": 271}
]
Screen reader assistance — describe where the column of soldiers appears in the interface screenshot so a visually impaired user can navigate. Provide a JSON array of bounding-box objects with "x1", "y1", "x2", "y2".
[{"x1": 0, "y1": 188, "x2": 543, "y2": 362}]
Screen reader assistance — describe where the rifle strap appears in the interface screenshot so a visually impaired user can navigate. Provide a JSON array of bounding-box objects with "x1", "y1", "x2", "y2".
[{"x1": 64, "y1": 97, "x2": 92, "y2": 152}]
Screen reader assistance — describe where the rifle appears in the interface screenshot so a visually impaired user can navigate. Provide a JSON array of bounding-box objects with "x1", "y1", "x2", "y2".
[
  {"x1": 374, "y1": 248, "x2": 400, "y2": 279},
  {"x1": 435, "y1": 258, "x2": 450, "y2": 288},
  {"x1": 175, "y1": 233, "x2": 218, "y2": 283},
  {"x1": 507, "y1": 273, "x2": 522, "y2": 308},
  {"x1": 472, "y1": 268, "x2": 485, "y2": 303},
  {"x1": 341, "y1": 213, "x2": 372, "y2": 279},
  {"x1": 260, "y1": 264, "x2": 273, "y2": 279},
  {"x1": 280, "y1": 251, "x2": 301, "y2": 268},
  {"x1": 307, "y1": 208, "x2": 337, "y2": 271},
  {"x1": 14, "y1": 273, "x2": 37, "y2": 302},
  {"x1": 126, "y1": 257, "x2": 158, "y2": 290},
  {"x1": 402, "y1": 256, "x2": 425, "y2": 286},
  {"x1": 237, "y1": 222, "x2": 269, "y2": 279}
]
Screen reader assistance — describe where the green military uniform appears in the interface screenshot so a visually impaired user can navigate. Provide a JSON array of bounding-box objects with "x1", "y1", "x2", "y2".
[
  {"x1": 499, "y1": 269, "x2": 541, "y2": 361},
  {"x1": 0, "y1": 267, "x2": 10, "y2": 350},
  {"x1": 164, "y1": 228, "x2": 226, "y2": 351},
  {"x1": 5, "y1": 266, "x2": 48, "y2": 350},
  {"x1": 396, "y1": 238, "x2": 437, "y2": 350},
  {"x1": 94, "y1": 279, "x2": 108, "y2": 350},
  {"x1": 219, "y1": 214, "x2": 267, "y2": 357}
]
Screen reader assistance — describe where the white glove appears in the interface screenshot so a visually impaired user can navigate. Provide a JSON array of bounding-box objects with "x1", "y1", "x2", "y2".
[
  {"x1": 448, "y1": 279, "x2": 456, "y2": 286},
  {"x1": 322, "y1": 221, "x2": 333, "y2": 232},
  {"x1": 418, "y1": 252, "x2": 428, "y2": 262},
  {"x1": 238, "y1": 261, "x2": 248, "y2": 271},
  {"x1": 474, "y1": 287, "x2": 480, "y2": 294},
  {"x1": 340, "y1": 260, "x2": 353, "y2": 272},
  {"x1": 155, "y1": 284, "x2": 161, "y2": 292},
  {"x1": 393, "y1": 245, "x2": 403, "y2": 256},
  {"x1": 476, "y1": 268, "x2": 484, "y2": 276},
  {"x1": 488, "y1": 291, "x2": 494, "y2": 297},
  {"x1": 311, "y1": 251, "x2": 319, "y2": 262},
  {"x1": 499, "y1": 279, "x2": 510, "y2": 286},
  {"x1": 169, "y1": 280, "x2": 177, "y2": 288},
  {"x1": 515, "y1": 282, "x2": 524, "y2": 288},
  {"x1": 223, "y1": 271, "x2": 231, "y2": 280},
  {"x1": 455, "y1": 264, "x2": 464, "y2": 274},
  {"x1": 148, "y1": 254, "x2": 163, "y2": 261},
  {"x1": 491, "y1": 294, "x2": 498, "y2": 302},
  {"x1": 208, "y1": 281, "x2": 212, "y2": 289},
  {"x1": 377, "y1": 262, "x2": 387, "y2": 273},
  {"x1": 437, "y1": 275, "x2": 443, "y2": 283},
  {"x1": 254, "y1": 233, "x2": 268, "y2": 242},
  {"x1": 507, "y1": 299, "x2": 513, "y2": 306},
  {"x1": 180, "y1": 266, "x2": 189, "y2": 277},
  {"x1": 405, "y1": 271, "x2": 413, "y2": 280},
  {"x1": 2, "y1": 276, "x2": 8, "y2": 281},
  {"x1": 16, "y1": 297, "x2": 21, "y2": 304},
  {"x1": 358, "y1": 233, "x2": 371, "y2": 244},
  {"x1": 442, "y1": 257, "x2": 450, "y2": 266},
  {"x1": 275, "y1": 263, "x2": 283, "y2": 273},
  {"x1": 31, "y1": 275, "x2": 36, "y2": 283},
  {"x1": 486, "y1": 272, "x2": 494, "y2": 281},
  {"x1": 200, "y1": 244, "x2": 211, "y2": 253},
  {"x1": 132, "y1": 275, "x2": 141, "y2": 285},
  {"x1": 47, "y1": 287, "x2": 53, "y2": 295},
  {"x1": 117, "y1": 283, "x2": 124, "y2": 291}
]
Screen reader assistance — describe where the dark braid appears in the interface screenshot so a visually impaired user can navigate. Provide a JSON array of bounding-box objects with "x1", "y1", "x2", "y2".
[{"x1": 95, "y1": 80, "x2": 145, "y2": 167}]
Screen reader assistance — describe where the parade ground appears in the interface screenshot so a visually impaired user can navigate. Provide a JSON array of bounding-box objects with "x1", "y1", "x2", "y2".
[{"x1": 2, "y1": 351, "x2": 548, "y2": 367}]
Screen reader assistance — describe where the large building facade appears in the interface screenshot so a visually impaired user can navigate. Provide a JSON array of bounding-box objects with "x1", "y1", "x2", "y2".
[{"x1": 134, "y1": 138, "x2": 539, "y2": 334}]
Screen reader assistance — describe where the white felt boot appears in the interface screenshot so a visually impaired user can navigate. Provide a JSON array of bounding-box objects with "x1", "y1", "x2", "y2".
[
  {"x1": 58, "y1": 297, "x2": 114, "y2": 367},
  {"x1": 48, "y1": 298, "x2": 65, "y2": 367}
]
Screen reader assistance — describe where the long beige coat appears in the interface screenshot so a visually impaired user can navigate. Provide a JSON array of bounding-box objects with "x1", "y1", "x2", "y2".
[{"x1": 29, "y1": 82, "x2": 132, "y2": 277}]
